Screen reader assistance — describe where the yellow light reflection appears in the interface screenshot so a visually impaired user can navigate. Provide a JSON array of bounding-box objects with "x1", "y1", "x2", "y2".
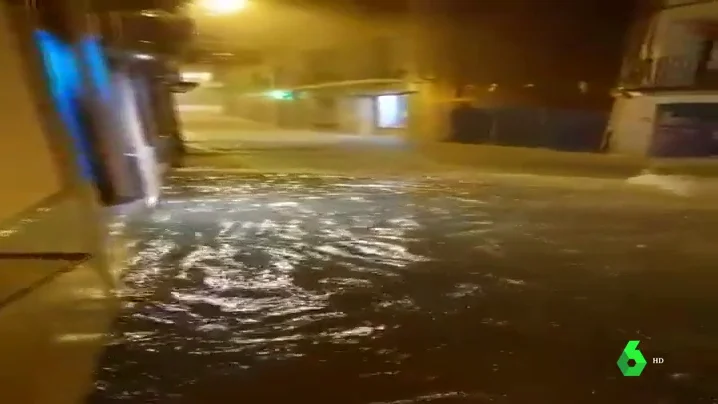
[{"x1": 197, "y1": 0, "x2": 249, "y2": 15}]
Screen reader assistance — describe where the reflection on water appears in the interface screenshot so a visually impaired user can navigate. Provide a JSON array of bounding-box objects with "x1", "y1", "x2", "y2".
[{"x1": 91, "y1": 173, "x2": 718, "y2": 403}]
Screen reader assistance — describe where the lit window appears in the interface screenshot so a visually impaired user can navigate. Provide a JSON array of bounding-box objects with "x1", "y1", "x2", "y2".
[{"x1": 376, "y1": 94, "x2": 408, "y2": 129}]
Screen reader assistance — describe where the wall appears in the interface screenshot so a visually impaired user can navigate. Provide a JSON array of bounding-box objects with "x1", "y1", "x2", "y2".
[
  {"x1": 609, "y1": 96, "x2": 657, "y2": 155},
  {"x1": 206, "y1": 4, "x2": 467, "y2": 141},
  {"x1": 651, "y1": 9, "x2": 703, "y2": 58},
  {"x1": 267, "y1": 15, "x2": 413, "y2": 85},
  {"x1": 219, "y1": 12, "x2": 412, "y2": 90},
  {"x1": 610, "y1": 92, "x2": 718, "y2": 155},
  {"x1": 175, "y1": 84, "x2": 224, "y2": 113},
  {"x1": 200, "y1": 1, "x2": 635, "y2": 142},
  {"x1": 611, "y1": 1, "x2": 718, "y2": 155},
  {"x1": 409, "y1": 81, "x2": 455, "y2": 142},
  {"x1": 337, "y1": 97, "x2": 362, "y2": 133},
  {"x1": 448, "y1": 105, "x2": 607, "y2": 152},
  {"x1": 0, "y1": 6, "x2": 104, "y2": 254},
  {"x1": 0, "y1": 4, "x2": 122, "y2": 403},
  {"x1": 650, "y1": 1, "x2": 718, "y2": 57},
  {"x1": 214, "y1": 10, "x2": 415, "y2": 131},
  {"x1": 0, "y1": 27, "x2": 63, "y2": 224},
  {"x1": 355, "y1": 97, "x2": 375, "y2": 135}
]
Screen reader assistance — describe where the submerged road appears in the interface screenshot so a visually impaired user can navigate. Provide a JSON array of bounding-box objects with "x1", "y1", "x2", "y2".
[{"x1": 90, "y1": 170, "x2": 718, "y2": 404}]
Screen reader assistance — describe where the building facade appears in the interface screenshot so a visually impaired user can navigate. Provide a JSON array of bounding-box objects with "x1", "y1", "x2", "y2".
[
  {"x1": 184, "y1": 0, "x2": 633, "y2": 145},
  {"x1": 609, "y1": 0, "x2": 718, "y2": 157},
  {"x1": 172, "y1": 0, "x2": 457, "y2": 142},
  {"x1": 220, "y1": 11, "x2": 418, "y2": 137}
]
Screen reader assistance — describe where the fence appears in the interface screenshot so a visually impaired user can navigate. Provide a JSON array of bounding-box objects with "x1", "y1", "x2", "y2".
[{"x1": 449, "y1": 106, "x2": 608, "y2": 153}]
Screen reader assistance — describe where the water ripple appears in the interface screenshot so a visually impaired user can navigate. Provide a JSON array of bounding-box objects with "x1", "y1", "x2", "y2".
[{"x1": 92, "y1": 173, "x2": 718, "y2": 404}]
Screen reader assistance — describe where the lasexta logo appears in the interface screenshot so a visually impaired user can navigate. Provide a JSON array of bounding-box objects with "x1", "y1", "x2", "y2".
[{"x1": 617, "y1": 340, "x2": 647, "y2": 377}]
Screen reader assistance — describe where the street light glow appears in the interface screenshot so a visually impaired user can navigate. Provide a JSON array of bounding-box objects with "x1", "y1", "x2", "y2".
[
  {"x1": 197, "y1": 0, "x2": 248, "y2": 15},
  {"x1": 268, "y1": 90, "x2": 294, "y2": 100},
  {"x1": 181, "y1": 71, "x2": 213, "y2": 82}
]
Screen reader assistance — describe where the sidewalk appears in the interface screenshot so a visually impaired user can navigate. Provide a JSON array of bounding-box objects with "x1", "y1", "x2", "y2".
[
  {"x1": 647, "y1": 157, "x2": 718, "y2": 177},
  {"x1": 414, "y1": 142, "x2": 647, "y2": 178},
  {"x1": 415, "y1": 142, "x2": 718, "y2": 197}
]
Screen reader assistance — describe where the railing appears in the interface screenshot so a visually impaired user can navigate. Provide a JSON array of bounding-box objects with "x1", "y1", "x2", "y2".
[{"x1": 618, "y1": 55, "x2": 702, "y2": 89}]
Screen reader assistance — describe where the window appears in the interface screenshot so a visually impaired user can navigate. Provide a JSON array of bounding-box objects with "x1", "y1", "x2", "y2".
[{"x1": 376, "y1": 94, "x2": 408, "y2": 129}]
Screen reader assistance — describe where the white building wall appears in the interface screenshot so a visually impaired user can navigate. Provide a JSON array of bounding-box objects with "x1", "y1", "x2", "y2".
[
  {"x1": 610, "y1": 1, "x2": 718, "y2": 155},
  {"x1": 609, "y1": 97, "x2": 657, "y2": 156},
  {"x1": 611, "y1": 93, "x2": 718, "y2": 155},
  {"x1": 0, "y1": 5, "x2": 131, "y2": 404},
  {"x1": 650, "y1": 1, "x2": 718, "y2": 57},
  {"x1": 0, "y1": 28, "x2": 63, "y2": 223}
]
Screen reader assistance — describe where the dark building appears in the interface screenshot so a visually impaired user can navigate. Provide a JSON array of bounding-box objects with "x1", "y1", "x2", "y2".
[{"x1": 418, "y1": 0, "x2": 639, "y2": 110}]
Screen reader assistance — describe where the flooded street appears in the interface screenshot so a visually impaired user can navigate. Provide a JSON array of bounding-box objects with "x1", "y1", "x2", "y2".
[{"x1": 90, "y1": 172, "x2": 718, "y2": 404}]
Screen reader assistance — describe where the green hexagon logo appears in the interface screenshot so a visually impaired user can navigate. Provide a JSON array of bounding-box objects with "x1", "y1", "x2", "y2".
[{"x1": 617, "y1": 340, "x2": 647, "y2": 377}]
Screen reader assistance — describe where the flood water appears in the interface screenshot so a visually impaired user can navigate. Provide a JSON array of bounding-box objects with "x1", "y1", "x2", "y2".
[{"x1": 90, "y1": 172, "x2": 718, "y2": 404}]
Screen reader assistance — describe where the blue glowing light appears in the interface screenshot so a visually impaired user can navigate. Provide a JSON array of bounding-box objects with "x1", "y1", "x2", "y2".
[
  {"x1": 34, "y1": 30, "x2": 94, "y2": 181},
  {"x1": 80, "y1": 36, "x2": 113, "y2": 103}
]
